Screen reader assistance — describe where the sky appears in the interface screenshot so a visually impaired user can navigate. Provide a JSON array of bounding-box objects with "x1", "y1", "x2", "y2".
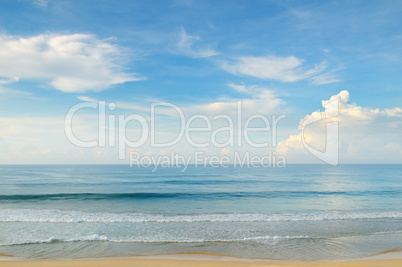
[{"x1": 0, "y1": 0, "x2": 401, "y2": 164}]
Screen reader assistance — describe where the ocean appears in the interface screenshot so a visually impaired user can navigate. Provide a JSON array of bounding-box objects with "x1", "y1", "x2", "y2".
[{"x1": 0, "y1": 164, "x2": 401, "y2": 260}]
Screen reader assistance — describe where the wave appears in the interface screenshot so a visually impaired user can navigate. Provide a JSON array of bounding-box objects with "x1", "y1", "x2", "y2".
[
  {"x1": 0, "y1": 209, "x2": 401, "y2": 223},
  {"x1": 0, "y1": 234, "x2": 310, "y2": 246},
  {"x1": 0, "y1": 190, "x2": 401, "y2": 201}
]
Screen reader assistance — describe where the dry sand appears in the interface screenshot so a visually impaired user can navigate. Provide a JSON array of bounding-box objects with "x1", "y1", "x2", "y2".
[{"x1": 1, "y1": 251, "x2": 402, "y2": 267}]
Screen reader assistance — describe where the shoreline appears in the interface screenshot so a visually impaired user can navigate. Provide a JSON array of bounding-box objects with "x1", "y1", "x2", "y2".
[{"x1": 1, "y1": 251, "x2": 402, "y2": 266}]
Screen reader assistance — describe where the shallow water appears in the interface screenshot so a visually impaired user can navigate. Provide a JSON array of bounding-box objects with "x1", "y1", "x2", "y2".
[{"x1": 0, "y1": 164, "x2": 401, "y2": 260}]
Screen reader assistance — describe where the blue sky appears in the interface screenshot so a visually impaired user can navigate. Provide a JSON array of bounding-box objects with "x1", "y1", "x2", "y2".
[{"x1": 0, "y1": 0, "x2": 401, "y2": 164}]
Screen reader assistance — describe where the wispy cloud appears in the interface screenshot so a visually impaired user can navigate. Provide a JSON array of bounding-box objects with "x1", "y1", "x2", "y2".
[
  {"x1": 0, "y1": 33, "x2": 142, "y2": 93},
  {"x1": 310, "y1": 64, "x2": 343, "y2": 85},
  {"x1": 226, "y1": 82, "x2": 277, "y2": 97},
  {"x1": 0, "y1": 85, "x2": 47, "y2": 101},
  {"x1": 175, "y1": 28, "x2": 218, "y2": 58},
  {"x1": 76, "y1": 96, "x2": 98, "y2": 103},
  {"x1": 226, "y1": 83, "x2": 249, "y2": 94},
  {"x1": 32, "y1": 0, "x2": 49, "y2": 7},
  {"x1": 0, "y1": 77, "x2": 19, "y2": 84},
  {"x1": 310, "y1": 72, "x2": 341, "y2": 85},
  {"x1": 222, "y1": 56, "x2": 340, "y2": 84},
  {"x1": 0, "y1": 86, "x2": 32, "y2": 97},
  {"x1": 77, "y1": 83, "x2": 284, "y2": 119}
]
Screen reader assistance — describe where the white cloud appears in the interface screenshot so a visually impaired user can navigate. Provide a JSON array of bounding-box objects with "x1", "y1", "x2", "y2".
[
  {"x1": 32, "y1": 0, "x2": 48, "y2": 7},
  {"x1": 276, "y1": 90, "x2": 402, "y2": 163},
  {"x1": 0, "y1": 116, "x2": 118, "y2": 164},
  {"x1": 227, "y1": 83, "x2": 249, "y2": 94},
  {"x1": 0, "y1": 33, "x2": 141, "y2": 92},
  {"x1": 72, "y1": 85, "x2": 286, "y2": 162},
  {"x1": 187, "y1": 89, "x2": 284, "y2": 118},
  {"x1": 0, "y1": 86, "x2": 26, "y2": 95},
  {"x1": 175, "y1": 28, "x2": 218, "y2": 58},
  {"x1": 222, "y1": 56, "x2": 339, "y2": 84},
  {"x1": 0, "y1": 77, "x2": 19, "y2": 84},
  {"x1": 382, "y1": 107, "x2": 402, "y2": 117},
  {"x1": 310, "y1": 71, "x2": 341, "y2": 85},
  {"x1": 0, "y1": 86, "x2": 37, "y2": 100},
  {"x1": 76, "y1": 96, "x2": 98, "y2": 103},
  {"x1": 80, "y1": 84, "x2": 284, "y2": 119},
  {"x1": 226, "y1": 83, "x2": 279, "y2": 98}
]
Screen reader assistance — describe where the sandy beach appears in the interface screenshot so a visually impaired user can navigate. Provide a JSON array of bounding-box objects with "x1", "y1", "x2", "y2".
[
  {"x1": 1, "y1": 252, "x2": 402, "y2": 267},
  {"x1": 1, "y1": 258, "x2": 402, "y2": 267}
]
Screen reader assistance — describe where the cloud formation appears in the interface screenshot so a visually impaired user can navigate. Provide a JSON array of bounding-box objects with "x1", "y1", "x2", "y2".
[
  {"x1": 222, "y1": 56, "x2": 339, "y2": 84},
  {"x1": 32, "y1": 0, "x2": 48, "y2": 7},
  {"x1": 0, "y1": 33, "x2": 141, "y2": 92},
  {"x1": 79, "y1": 83, "x2": 284, "y2": 119},
  {"x1": 175, "y1": 28, "x2": 218, "y2": 58},
  {"x1": 276, "y1": 90, "x2": 402, "y2": 163}
]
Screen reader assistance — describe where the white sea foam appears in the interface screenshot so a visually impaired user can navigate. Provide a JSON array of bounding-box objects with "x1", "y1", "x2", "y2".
[
  {"x1": 0, "y1": 234, "x2": 310, "y2": 246},
  {"x1": 0, "y1": 209, "x2": 401, "y2": 223}
]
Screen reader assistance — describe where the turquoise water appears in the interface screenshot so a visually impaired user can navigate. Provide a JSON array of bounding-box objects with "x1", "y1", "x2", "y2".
[{"x1": 0, "y1": 165, "x2": 401, "y2": 260}]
